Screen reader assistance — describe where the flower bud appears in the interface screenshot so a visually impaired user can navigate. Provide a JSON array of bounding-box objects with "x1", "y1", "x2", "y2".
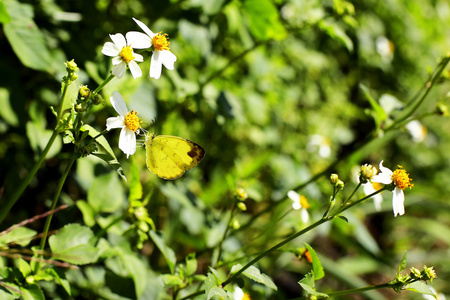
[
  {"x1": 65, "y1": 59, "x2": 79, "y2": 73},
  {"x1": 330, "y1": 174, "x2": 339, "y2": 185},
  {"x1": 436, "y1": 102, "x2": 449, "y2": 116},
  {"x1": 360, "y1": 163, "x2": 377, "y2": 183},
  {"x1": 237, "y1": 202, "x2": 247, "y2": 211},
  {"x1": 79, "y1": 85, "x2": 91, "y2": 99},
  {"x1": 236, "y1": 187, "x2": 248, "y2": 201},
  {"x1": 336, "y1": 180, "x2": 345, "y2": 191}
]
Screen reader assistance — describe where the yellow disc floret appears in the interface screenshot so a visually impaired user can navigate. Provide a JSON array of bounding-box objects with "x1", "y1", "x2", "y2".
[
  {"x1": 392, "y1": 166, "x2": 413, "y2": 190},
  {"x1": 124, "y1": 110, "x2": 141, "y2": 132},
  {"x1": 299, "y1": 195, "x2": 310, "y2": 209},
  {"x1": 120, "y1": 45, "x2": 135, "y2": 63},
  {"x1": 152, "y1": 33, "x2": 170, "y2": 51}
]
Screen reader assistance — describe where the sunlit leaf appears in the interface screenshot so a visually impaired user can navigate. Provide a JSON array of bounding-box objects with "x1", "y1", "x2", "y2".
[
  {"x1": 305, "y1": 243, "x2": 325, "y2": 280},
  {"x1": 149, "y1": 231, "x2": 177, "y2": 274}
]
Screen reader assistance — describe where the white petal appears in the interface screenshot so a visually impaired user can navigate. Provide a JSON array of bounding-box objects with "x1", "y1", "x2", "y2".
[
  {"x1": 132, "y1": 17, "x2": 155, "y2": 38},
  {"x1": 126, "y1": 31, "x2": 152, "y2": 49},
  {"x1": 392, "y1": 188, "x2": 405, "y2": 217},
  {"x1": 373, "y1": 194, "x2": 383, "y2": 211},
  {"x1": 301, "y1": 209, "x2": 309, "y2": 223},
  {"x1": 372, "y1": 162, "x2": 393, "y2": 184},
  {"x1": 112, "y1": 62, "x2": 127, "y2": 78},
  {"x1": 110, "y1": 91, "x2": 129, "y2": 117},
  {"x1": 106, "y1": 116, "x2": 125, "y2": 131},
  {"x1": 112, "y1": 56, "x2": 124, "y2": 65},
  {"x1": 149, "y1": 51, "x2": 163, "y2": 79},
  {"x1": 133, "y1": 53, "x2": 144, "y2": 63},
  {"x1": 102, "y1": 42, "x2": 120, "y2": 57},
  {"x1": 128, "y1": 60, "x2": 142, "y2": 79},
  {"x1": 287, "y1": 190, "x2": 299, "y2": 201},
  {"x1": 160, "y1": 50, "x2": 177, "y2": 70},
  {"x1": 119, "y1": 128, "x2": 137, "y2": 158},
  {"x1": 109, "y1": 33, "x2": 127, "y2": 48}
]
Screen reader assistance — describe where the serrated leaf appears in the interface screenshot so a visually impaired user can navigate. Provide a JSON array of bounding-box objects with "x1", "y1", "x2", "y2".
[
  {"x1": 405, "y1": 281, "x2": 435, "y2": 297},
  {"x1": 299, "y1": 272, "x2": 329, "y2": 297},
  {"x1": 48, "y1": 224, "x2": 99, "y2": 265},
  {"x1": 21, "y1": 283, "x2": 45, "y2": 300},
  {"x1": 87, "y1": 172, "x2": 125, "y2": 214},
  {"x1": 3, "y1": 1, "x2": 52, "y2": 72},
  {"x1": 207, "y1": 286, "x2": 228, "y2": 300},
  {"x1": 149, "y1": 231, "x2": 176, "y2": 274},
  {"x1": 398, "y1": 251, "x2": 407, "y2": 273},
  {"x1": 0, "y1": 227, "x2": 37, "y2": 247},
  {"x1": 243, "y1": 0, "x2": 286, "y2": 41},
  {"x1": 305, "y1": 243, "x2": 325, "y2": 280},
  {"x1": 240, "y1": 265, "x2": 277, "y2": 290}
]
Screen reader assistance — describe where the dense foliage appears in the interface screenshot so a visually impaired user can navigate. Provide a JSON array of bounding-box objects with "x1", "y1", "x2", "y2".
[{"x1": 1, "y1": 0, "x2": 449, "y2": 299}]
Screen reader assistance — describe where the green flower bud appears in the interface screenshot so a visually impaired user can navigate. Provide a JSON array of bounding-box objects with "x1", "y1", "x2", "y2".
[{"x1": 330, "y1": 174, "x2": 339, "y2": 185}]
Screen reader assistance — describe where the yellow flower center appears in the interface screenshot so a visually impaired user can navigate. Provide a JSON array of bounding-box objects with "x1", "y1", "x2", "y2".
[
  {"x1": 242, "y1": 293, "x2": 251, "y2": 300},
  {"x1": 124, "y1": 110, "x2": 141, "y2": 132},
  {"x1": 299, "y1": 195, "x2": 310, "y2": 209},
  {"x1": 152, "y1": 33, "x2": 170, "y2": 51},
  {"x1": 120, "y1": 45, "x2": 135, "y2": 63},
  {"x1": 372, "y1": 182, "x2": 383, "y2": 191},
  {"x1": 392, "y1": 166, "x2": 413, "y2": 190}
]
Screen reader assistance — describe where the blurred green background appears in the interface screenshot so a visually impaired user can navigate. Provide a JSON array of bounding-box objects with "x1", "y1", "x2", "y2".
[{"x1": 1, "y1": 0, "x2": 450, "y2": 299}]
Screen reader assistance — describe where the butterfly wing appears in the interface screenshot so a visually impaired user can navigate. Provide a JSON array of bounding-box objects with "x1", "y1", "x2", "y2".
[{"x1": 145, "y1": 134, "x2": 205, "y2": 180}]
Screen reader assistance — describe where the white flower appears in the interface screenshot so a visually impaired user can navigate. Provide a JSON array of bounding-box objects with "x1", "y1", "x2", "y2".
[
  {"x1": 406, "y1": 120, "x2": 427, "y2": 143},
  {"x1": 102, "y1": 32, "x2": 149, "y2": 79},
  {"x1": 372, "y1": 161, "x2": 413, "y2": 217},
  {"x1": 307, "y1": 134, "x2": 331, "y2": 158},
  {"x1": 287, "y1": 190, "x2": 310, "y2": 223},
  {"x1": 106, "y1": 92, "x2": 141, "y2": 158},
  {"x1": 232, "y1": 286, "x2": 244, "y2": 300},
  {"x1": 363, "y1": 182, "x2": 384, "y2": 211},
  {"x1": 132, "y1": 17, "x2": 177, "y2": 79}
]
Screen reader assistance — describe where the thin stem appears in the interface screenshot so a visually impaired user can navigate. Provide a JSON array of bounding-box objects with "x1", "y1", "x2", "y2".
[
  {"x1": 221, "y1": 218, "x2": 329, "y2": 288},
  {"x1": 214, "y1": 204, "x2": 238, "y2": 267},
  {"x1": 35, "y1": 156, "x2": 76, "y2": 273},
  {"x1": 386, "y1": 55, "x2": 450, "y2": 131},
  {"x1": 93, "y1": 74, "x2": 115, "y2": 94},
  {"x1": 336, "y1": 187, "x2": 388, "y2": 215},
  {"x1": 316, "y1": 283, "x2": 391, "y2": 299},
  {"x1": 341, "y1": 182, "x2": 361, "y2": 207},
  {"x1": 94, "y1": 214, "x2": 126, "y2": 245},
  {"x1": 0, "y1": 79, "x2": 72, "y2": 226}
]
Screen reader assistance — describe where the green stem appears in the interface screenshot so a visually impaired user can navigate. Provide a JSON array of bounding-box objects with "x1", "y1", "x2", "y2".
[
  {"x1": 35, "y1": 156, "x2": 76, "y2": 273},
  {"x1": 336, "y1": 187, "x2": 388, "y2": 215},
  {"x1": 319, "y1": 283, "x2": 392, "y2": 298},
  {"x1": 94, "y1": 214, "x2": 126, "y2": 245},
  {"x1": 386, "y1": 55, "x2": 450, "y2": 131},
  {"x1": 0, "y1": 79, "x2": 72, "y2": 226},
  {"x1": 93, "y1": 74, "x2": 115, "y2": 94},
  {"x1": 221, "y1": 218, "x2": 329, "y2": 288},
  {"x1": 214, "y1": 204, "x2": 238, "y2": 267},
  {"x1": 341, "y1": 182, "x2": 361, "y2": 207}
]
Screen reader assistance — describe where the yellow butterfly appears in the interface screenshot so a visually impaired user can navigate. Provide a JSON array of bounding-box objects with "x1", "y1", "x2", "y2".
[{"x1": 144, "y1": 133, "x2": 205, "y2": 180}]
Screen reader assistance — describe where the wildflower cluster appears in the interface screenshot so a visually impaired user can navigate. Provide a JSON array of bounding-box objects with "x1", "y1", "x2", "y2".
[{"x1": 102, "y1": 17, "x2": 176, "y2": 80}]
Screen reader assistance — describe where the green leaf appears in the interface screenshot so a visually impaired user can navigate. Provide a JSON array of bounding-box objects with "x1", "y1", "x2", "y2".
[
  {"x1": 21, "y1": 283, "x2": 44, "y2": 300},
  {"x1": 34, "y1": 268, "x2": 71, "y2": 296},
  {"x1": 48, "y1": 224, "x2": 99, "y2": 265},
  {"x1": 120, "y1": 252, "x2": 147, "y2": 298},
  {"x1": 149, "y1": 231, "x2": 177, "y2": 274},
  {"x1": 299, "y1": 272, "x2": 329, "y2": 298},
  {"x1": 3, "y1": 0, "x2": 52, "y2": 72},
  {"x1": 75, "y1": 200, "x2": 96, "y2": 227},
  {"x1": 81, "y1": 124, "x2": 127, "y2": 182},
  {"x1": 243, "y1": 0, "x2": 287, "y2": 41},
  {"x1": 305, "y1": 243, "x2": 325, "y2": 280},
  {"x1": 0, "y1": 88, "x2": 18, "y2": 126},
  {"x1": 0, "y1": 227, "x2": 37, "y2": 247},
  {"x1": 398, "y1": 251, "x2": 407, "y2": 273},
  {"x1": 186, "y1": 253, "x2": 198, "y2": 277},
  {"x1": 87, "y1": 172, "x2": 125, "y2": 214},
  {"x1": 318, "y1": 20, "x2": 353, "y2": 52},
  {"x1": 26, "y1": 121, "x2": 62, "y2": 159},
  {"x1": 15, "y1": 259, "x2": 31, "y2": 277},
  {"x1": 360, "y1": 84, "x2": 387, "y2": 129},
  {"x1": 0, "y1": 1, "x2": 11, "y2": 24},
  {"x1": 405, "y1": 281, "x2": 435, "y2": 297},
  {"x1": 128, "y1": 157, "x2": 143, "y2": 202},
  {"x1": 231, "y1": 264, "x2": 277, "y2": 290},
  {"x1": 207, "y1": 286, "x2": 228, "y2": 300},
  {"x1": 337, "y1": 216, "x2": 348, "y2": 223}
]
